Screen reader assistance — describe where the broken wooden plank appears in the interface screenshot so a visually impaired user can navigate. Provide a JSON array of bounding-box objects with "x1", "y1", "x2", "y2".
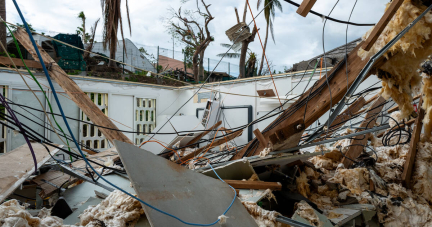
[
  {"x1": 224, "y1": 180, "x2": 282, "y2": 191},
  {"x1": 0, "y1": 142, "x2": 62, "y2": 203},
  {"x1": 253, "y1": 129, "x2": 268, "y2": 146},
  {"x1": 364, "y1": 94, "x2": 379, "y2": 105},
  {"x1": 361, "y1": 0, "x2": 404, "y2": 51},
  {"x1": 257, "y1": 89, "x2": 276, "y2": 97},
  {"x1": 14, "y1": 27, "x2": 132, "y2": 145},
  {"x1": 177, "y1": 129, "x2": 243, "y2": 163},
  {"x1": 181, "y1": 121, "x2": 222, "y2": 152},
  {"x1": 387, "y1": 94, "x2": 421, "y2": 114},
  {"x1": 32, "y1": 170, "x2": 76, "y2": 199},
  {"x1": 71, "y1": 147, "x2": 118, "y2": 173},
  {"x1": 329, "y1": 96, "x2": 366, "y2": 131},
  {"x1": 402, "y1": 97, "x2": 424, "y2": 188},
  {"x1": 342, "y1": 96, "x2": 386, "y2": 167},
  {"x1": 296, "y1": 0, "x2": 317, "y2": 17},
  {"x1": 0, "y1": 56, "x2": 42, "y2": 69}
]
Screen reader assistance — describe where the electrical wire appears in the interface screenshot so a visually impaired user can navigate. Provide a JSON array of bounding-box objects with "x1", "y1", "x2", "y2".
[
  {"x1": 11, "y1": 2, "x2": 241, "y2": 224},
  {"x1": 282, "y1": 0, "x2": 375, "y2": 26}
]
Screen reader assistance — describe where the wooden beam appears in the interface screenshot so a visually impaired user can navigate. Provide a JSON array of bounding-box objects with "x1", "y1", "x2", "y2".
[
  {"x1": 0, "y1": 56, "x2": 42, "y2": 68},
  {"x1": 402, "y1": 97, "x2": 424, "y2": 188},
  {"x1": 253, "y1": 129, "x2": 268, "y2": 146},
  {"x1": 361, "y1": 0, "x2": 404, "y2": 51},
  {"x1": 364, "y1": 94, "x2": 379, "y2": 106},
  {"x1": 342, "y1": 96, "x2": 386, "y2": 167},
  {"x1": 224, "y1": 180, "x2": 282, "y2": 191},
  {"x1": 177, "y1": 129, "x2": 243, "y2": 163},
  {"x1": 388, "y1": 94, "x2": 421, "y2": 114},
  {"x1": 232, "y1": 41, "x2": 381, "y2": 160},
  {"x1": 181, "y1": 121, "x2": 222, "y2": 152},
  {"x1": 329, "y1": 97, "x2": 366, "y2": 131},
  {"x1": 296, "y1": 0, "x2": 317, "y2": 17},
  {"x1": 14, "y1": 28, "x2": 133, "y2": 145}
]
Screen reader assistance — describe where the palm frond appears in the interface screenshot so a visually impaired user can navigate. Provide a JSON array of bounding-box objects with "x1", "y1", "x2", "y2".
[
  {"x1": 270, "y1": 20, "x2": 275, "y2": 43},
  {"x1": 257, "y1": 0, "x2": 263, "y2": 10},
  {"x1": 217, "y1": 53, "x2": 241, "y2": 58},
  {"x1": 274, "y1": 0, "x2": 283, "y2": 12},
  {"x1": 220, "y1": 43, "x2": 232, "y2": 48}
]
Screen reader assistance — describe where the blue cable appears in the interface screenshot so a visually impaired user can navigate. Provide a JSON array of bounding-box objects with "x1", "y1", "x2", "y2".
[{"x1": 11, "y1": 1, "x2": 236, "y2": 225}]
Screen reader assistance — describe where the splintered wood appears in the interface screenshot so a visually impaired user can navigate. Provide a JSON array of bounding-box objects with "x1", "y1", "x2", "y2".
[
  {"x1": 342, "y1": 96, "x2": 386, "y2": 167},
  {"x1": 0, "y1": 143, "x2": 61, "y2": 203}
]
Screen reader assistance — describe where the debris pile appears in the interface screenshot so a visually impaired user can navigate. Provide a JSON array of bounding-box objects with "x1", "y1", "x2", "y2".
[{"x1": 358, "y1": 0, "x2": 432, "y2": 119}]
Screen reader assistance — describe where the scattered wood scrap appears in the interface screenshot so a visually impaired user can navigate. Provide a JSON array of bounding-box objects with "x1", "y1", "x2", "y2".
[
  {"x1": 71, "y1": 147, "x2": 119, "y2": 174},
  {"x1": 32, "y1": 170, "x2": 76, "y2": 198},
  {"x1": 224, "y1": 180, "x2": 282, "y2": 191},
  {"x1": 402, "y1": 97, "x2": 425, "y2": 188},
  {"x1": 177, "y1": 129, "x2": 243, "y2": 164},
  {"x1": 0, "y1": 142, "x2": 62, "y2": 203},
  {"x1": 296, "y1": 0, "x2": 317, "y2": 17},
  {"x1": 181, "y1": 121, "x2": 222, "y2": 152},
  {"x1": 342, "y1": 96, "x2": 386, "y2": 167}
]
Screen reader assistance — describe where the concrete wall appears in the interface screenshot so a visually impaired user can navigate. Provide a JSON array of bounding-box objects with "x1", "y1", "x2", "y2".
[{"x1": 0, "y1": 69, "x2": 382, "y2": 153}]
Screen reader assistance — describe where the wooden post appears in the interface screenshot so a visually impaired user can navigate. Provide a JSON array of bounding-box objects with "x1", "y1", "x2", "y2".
[
  {"x1": 13, "y1": 28, "x2": 133, "y2": 145},
  {"x1": 361, "y1": 0, "x2": 404, "y2": 51},
  {"x1": 253, "y1": 129, "x2": 268, "y2": 146},
  {"x1": 341, "y1": 96, "x2": 386, "y2": 167},
  {"x1": 296, "y1": 0, "x2": 317, "y2": 17},
  {"x1": 234, "y1": 8, "x2": 240, "y2": 24},
  {"x1": 402, "y1": 97, "x2": 424, "y2": 188}
]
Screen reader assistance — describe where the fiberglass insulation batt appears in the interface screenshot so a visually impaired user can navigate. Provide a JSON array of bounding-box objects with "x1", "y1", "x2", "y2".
[{"x1": 358, "y1": 0, "x2": 432, "y2": 120}]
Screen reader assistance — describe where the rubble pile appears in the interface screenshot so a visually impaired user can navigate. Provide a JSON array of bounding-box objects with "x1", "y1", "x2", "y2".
[{"x1": 286, "y1": 116, "x2": 432, "y2": 226}]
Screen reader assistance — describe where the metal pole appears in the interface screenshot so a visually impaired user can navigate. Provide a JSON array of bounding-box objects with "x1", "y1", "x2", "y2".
[
  {"x1": 208, "y1": 58, "x2": 210, "y2": 79},
  {"x1": 122, "y1": 44, "x2": 125, "y2": 74},
  {"x1": 173, "y1": 34, "x2": 174, "y2": 59},
  {"x1": 228, "y1": 62, "x2": 230, "y2": 75},
  {"x1": 184, "y1": 51, "x2": 187, "y2": 80},
  {"x1": 157, "y1": 46, "x2": 159, "y2": 73}
]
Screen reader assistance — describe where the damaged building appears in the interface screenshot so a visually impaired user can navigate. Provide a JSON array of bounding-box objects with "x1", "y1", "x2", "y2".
[{"x1": 3, "y1": 0, "x2": 432, "y2": 226}]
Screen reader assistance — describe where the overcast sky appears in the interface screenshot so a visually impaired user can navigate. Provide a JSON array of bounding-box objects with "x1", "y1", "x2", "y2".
[{"x1": 5, "y1": 0, "x2": 388, "y2": 73}]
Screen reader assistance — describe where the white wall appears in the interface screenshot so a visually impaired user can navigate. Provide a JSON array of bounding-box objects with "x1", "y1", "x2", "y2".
[{"x1": 0, "y1": 69, "x2": 382, "y2": 153}]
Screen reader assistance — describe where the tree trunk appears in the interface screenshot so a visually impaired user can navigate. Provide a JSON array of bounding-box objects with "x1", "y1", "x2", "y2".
[
  {"x1": 239, "y1": 28, "x2": 257, "y2": 78},
  {"x1": 192, "y1": 51, "x2": 200, "y2": 82},
  {"x1": 82, "y1": 18, "x2": 86, "y2": 44},
  {"x1": 0, "y1": 0, "x2": 6, "y2": 49},
  {"x1": 257, "y1": 23, "x2": 269, "y2": 76},
  {"x1": 239, "y1": 40, "x2": 248, "y2": 78},
  {"x1": 199, "y1": 50, "x2": 205, "y2": 81},
  {"x1": 108, "y1": 22, "x2": 119, "y2": 68}
]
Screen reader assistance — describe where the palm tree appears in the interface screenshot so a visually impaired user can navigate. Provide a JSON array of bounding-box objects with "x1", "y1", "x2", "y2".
[
  {"x1": 77, "y1": 11, "x2": 88, "y2": 44},
  {"x1": 100, "y1": 0, "x2": 132, "y2": 67},
  {"x1": 0, "y1": 0, "x2": 6, "y2": 48},
  {"x1": 216, "y1": 43, "x2": 241, "y2": 59},
  {"x1": 257, "y1": 0, "x2": 282, "y2": 76}
]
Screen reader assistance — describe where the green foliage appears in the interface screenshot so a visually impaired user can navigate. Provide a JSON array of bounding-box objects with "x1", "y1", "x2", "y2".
[
  {"x1": 139, "y1": 47, "x2": 157, "y2": 63},
  {"x1": 182, "y1": 45, "x2": 194, "y2": 69},
  {"x1": 0, "y1": 52, "x2": 16, "y2": 58},
  {"x1": 67, "y1": 70, "x2": 81, "y2": 75},
  {"x1": 8, "y1": 23, "x2": 35, "y2": 35}
]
